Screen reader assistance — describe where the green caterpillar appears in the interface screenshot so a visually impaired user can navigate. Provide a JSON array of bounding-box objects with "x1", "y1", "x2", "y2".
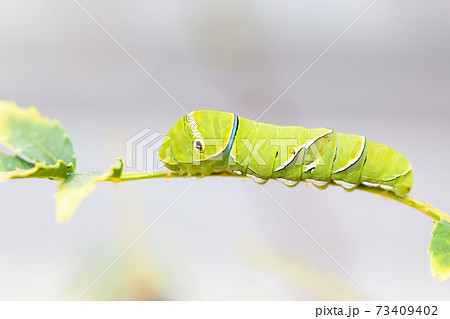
[{"x1": 159, "y1": 110, "x2": 413, "y2": 195}]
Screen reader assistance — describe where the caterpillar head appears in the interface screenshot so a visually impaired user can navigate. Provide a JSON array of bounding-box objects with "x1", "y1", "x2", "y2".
[{"x1": 159, "y1": 110, "x2": 236, "y2": 175}]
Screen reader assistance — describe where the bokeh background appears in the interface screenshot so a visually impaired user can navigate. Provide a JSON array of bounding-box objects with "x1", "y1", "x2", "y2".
[{"x1": 1, "y1": 0, "x2": 449, "y2": 300}]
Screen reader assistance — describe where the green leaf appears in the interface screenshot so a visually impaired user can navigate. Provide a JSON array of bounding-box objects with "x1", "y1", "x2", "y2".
[
  {"x1": 0, "y1": 101, "x2": 76, "y2": 167},
  {"x1": 54, "y1": 159, "x2": 123, "y2": 222},
  {"x1": 0, "y1": 153, "x2": 74, "y2": 181},
  {"x1": 0, "y1": 153, "x2": 35, "y2": 172},
  {"x1": 428, "y1": 220, "x2": 450, "y2": 281}
]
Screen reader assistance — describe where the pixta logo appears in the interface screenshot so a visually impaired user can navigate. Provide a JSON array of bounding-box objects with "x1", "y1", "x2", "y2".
[{"x1": 126, "y1": 129, "x2": 169, "y2": 173}]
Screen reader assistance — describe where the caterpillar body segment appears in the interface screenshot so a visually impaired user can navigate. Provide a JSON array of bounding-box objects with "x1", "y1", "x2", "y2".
[{"x1": 159, "y1": 110, "x2": 413, "y2": 195}]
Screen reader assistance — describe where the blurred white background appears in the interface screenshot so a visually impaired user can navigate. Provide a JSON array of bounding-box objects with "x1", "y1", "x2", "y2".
[{"x1": 0, "y1": 0, "x2": 449, "y2": 300}]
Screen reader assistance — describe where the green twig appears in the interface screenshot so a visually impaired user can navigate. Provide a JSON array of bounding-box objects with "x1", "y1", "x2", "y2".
[
  {"x1": 355, "y1": 185, "x2": 450, "y2": 223},
  {"x1": 107, "y1": 170, "x2": 450, "y2": 223}
]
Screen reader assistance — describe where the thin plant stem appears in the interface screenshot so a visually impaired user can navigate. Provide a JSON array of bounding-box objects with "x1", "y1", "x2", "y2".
[{"x1": 106, "y1": 170, "x2": 450, "y2": 223}]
